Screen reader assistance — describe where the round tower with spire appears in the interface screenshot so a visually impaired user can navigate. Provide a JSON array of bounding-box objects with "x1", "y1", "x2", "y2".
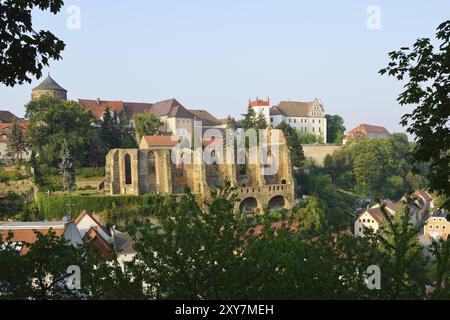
[{"x1": 31, "y1": 73, "x2": 67, "y2": 101}]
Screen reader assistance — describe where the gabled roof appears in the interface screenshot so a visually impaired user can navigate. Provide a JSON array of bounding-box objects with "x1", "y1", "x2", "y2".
[
  {"x1": 83, "y1": 227, "x2": 113, "y2": 260},
  {"x1": 79, "y1": 98, "x2": 195, "y2": 120},
  {"x1": 112, "y1": 228, "x2": 134, "y2": 255},
  {"x1": 189, "y1": 109, "x2": 220, "y2": 126},
  {"x1": 75, "y1": 210, "x2": 111, "y2": 238},
  {"x1": 141, "y1": 135, "x2": 181, "y2": 148},
  {"x1": 361, "y1": 207, "x2": 390, "y2": 224},
  {"x1": 0, "y1": 221, "x2": 74, "y2": 254},
  {"x1": 78, "y1": 99, "x2": 125, "y2": 119},
  {"x1": 414, "y1": 189, "x2": 433, "y2": 203},
  {"x1": 32, "y1": 75, "x2": 67, "y2": 92},
  {"x1": 150, "y1": 98, "x2": 194, "y2": 118},
  {"x1": 270, "y1": 100, "x2": 320, "y2": 117},
  {"x1": 0, "y1": 111, "x2": 18, "y2": 122},
  {"x1": 123, "y1": 102, "x2": 153, "y2": 118}
]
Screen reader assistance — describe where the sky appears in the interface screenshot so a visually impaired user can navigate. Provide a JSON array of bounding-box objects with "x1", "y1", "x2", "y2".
[{"x1": 0, "y1": 0, "x2": 449, "y2": 134}]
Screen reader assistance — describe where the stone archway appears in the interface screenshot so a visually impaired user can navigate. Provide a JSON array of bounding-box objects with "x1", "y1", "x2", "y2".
[
  {"x1": 239, "y1": 197, "x2": 258, "y2": 213},
  {"x1": 267, "y1": 195, "x2": 286, "y2": 210}
]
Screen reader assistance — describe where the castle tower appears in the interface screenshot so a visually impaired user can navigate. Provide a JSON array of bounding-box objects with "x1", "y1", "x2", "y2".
[
  {"x1": 248, "y1": 97, "x2": 270, "y2": 126},
  {"x1": 31, "y1": 74, "x2": 67, "y2": 101}
]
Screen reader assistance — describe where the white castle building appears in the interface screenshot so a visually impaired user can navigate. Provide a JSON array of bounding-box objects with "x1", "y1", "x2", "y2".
[{"x1": 249, "y1": 97, "x2": 327, "y2": 142}]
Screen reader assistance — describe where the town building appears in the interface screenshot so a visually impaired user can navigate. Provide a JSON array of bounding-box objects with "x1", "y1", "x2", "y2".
[
  {"x1": 354, "y1": 202, "x2": 398, "y2": 237},
  {"x1": 0, "y1": 221, "x2": 83, "y2": 254},
  {"x1": 0, "y1": 120, "x2": 30, "y2": 163},
  {"x1": 424, "y1": 213, "x2": 450, "y2": 241},
  {"x1": 249, "y1": 98, "x2": 327, "y2": 142},
  {"x1": 0, "y1": 110, "x2": 19, "y2": 123},
  {"x1": 343, "y1": 124, "x2": 390, "y2": 144}
]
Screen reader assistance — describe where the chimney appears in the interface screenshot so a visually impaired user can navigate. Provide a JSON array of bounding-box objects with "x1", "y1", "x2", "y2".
[{"x1": 96, "y1": 97, "x2": 101, "y2": 105}]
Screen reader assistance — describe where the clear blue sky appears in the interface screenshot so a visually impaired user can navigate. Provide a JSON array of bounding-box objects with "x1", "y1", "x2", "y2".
[{"x1": 1, "y1": 0, "x2": 448, "y2": 134}]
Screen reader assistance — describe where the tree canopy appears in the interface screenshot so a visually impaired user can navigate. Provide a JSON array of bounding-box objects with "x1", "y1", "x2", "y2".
[
  {"x1": 379, "y1": 20, "x2": 450, "y2": 208},
  {"x1": 326, "y1": 114, "x2": 346, "y2": 144},
  {"x1": 0, "y1": 0, "x2": 65, "y2": 86},
  {"x1": 25, "y1": 95, "x2": 95, "y2": 167},
  {"x1": 133, "y1": 111, "x2": 163, "y2": 142}
]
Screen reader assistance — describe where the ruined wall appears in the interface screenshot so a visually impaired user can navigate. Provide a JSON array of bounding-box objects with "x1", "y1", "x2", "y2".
[{"x1": 105, "y1": 128, "x2": 296, "y2": 212}]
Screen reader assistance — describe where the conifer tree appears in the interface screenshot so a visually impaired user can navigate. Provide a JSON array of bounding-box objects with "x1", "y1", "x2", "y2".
[{"x1": 59, "y1": 139, "x2": 76, "y2": 192}]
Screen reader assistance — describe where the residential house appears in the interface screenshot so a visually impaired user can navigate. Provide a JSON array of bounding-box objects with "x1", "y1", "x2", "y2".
[
  {"x1": 0, "y1": 110, "x2": 19, "y2": 123},
  {"x1": 0, "y1": 221, "x2": 83, "y2": 254},
  {"x1": 424, "y1": 213, "x2": 450, "y2": 241},
  {"x1": 343, "y1": 124, "x2": 390, "y2": 144},
  {"x1": 74, "y1": 210, "x2": 113, "y2": 259},
  {"x1": 354, "y1": 203, "x2": 398, "y2": 237},
  {"x1": 0, "y1": 121, "x2": 31, "y2": 163},
  {"x1": 111, "y1": 227, "x2": 135, "y2": 272}
]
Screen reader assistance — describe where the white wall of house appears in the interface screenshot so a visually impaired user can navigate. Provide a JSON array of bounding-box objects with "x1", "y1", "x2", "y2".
[
  {"x1": 354, "y1": 212, "x2": 381, "y2": 237},
  {"x1": 271, "y1": 115, "x2": 327, "y2": 142},
  {"x1": 0, "y1": 142, "x2": 32, "y2": 162},
  {"x1": 76, "y1": 214, "x2": 111, "y2": 243}
]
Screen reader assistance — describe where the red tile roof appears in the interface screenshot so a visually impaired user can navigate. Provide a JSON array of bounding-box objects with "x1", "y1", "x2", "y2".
[
  {"x1": 74, "y1": 210, "x2": 110, "y2": 237},
  {"x1": 78, "y1": 99, "x2": 125, "y2": 119},
  {"x1": 345, "y1": 124, "x2": 390, "y2": 141},
  {"x1": 0, "y1": 225, "x2": 66, "y2": 254},
  {"x1": 0, "y1": 111, "x2": 18, "y2": 122},
  {"x1": 83, "y1": 227, "x2": 113, "y2": 260},
  {"x1": 142, "y1": 135, "x2": 181, "y2": 147}
]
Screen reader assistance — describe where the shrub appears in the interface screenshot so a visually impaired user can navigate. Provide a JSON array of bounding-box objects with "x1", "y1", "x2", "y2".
[{"x1": 36, "y1": 192, "x2": 167, "y2": 221}]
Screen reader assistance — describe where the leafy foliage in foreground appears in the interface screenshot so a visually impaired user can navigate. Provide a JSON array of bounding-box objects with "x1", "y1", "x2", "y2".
[
  {"x1": 1, "y1": 184, "x2": 448, "y2": 300},
  {"x1": 379, "y1": 20, "x2": 450, "y2": 208}
]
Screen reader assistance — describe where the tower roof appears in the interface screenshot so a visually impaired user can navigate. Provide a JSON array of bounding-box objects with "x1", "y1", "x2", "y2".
[{"x1": 32, "y1": 74, "x2": 67, "y2": 92}]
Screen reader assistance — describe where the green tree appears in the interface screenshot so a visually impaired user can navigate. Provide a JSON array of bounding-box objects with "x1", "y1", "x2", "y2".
[
  {"x1": 99, "y1": 108, "x2": 122, "y2": 150},
  {"x1": 298, "y1": 132, "x2": 324, "y2": 144},
  {"x1": 133, "y1": 111, "x2": 163, "y2": 142},
  {"x1": 118, "y1": 112, "x2": 137, "y2": 148},
  {"x1": 291, "y1": 196, "x2": 327, "y2": 236},
  {"x1": 369, "y1": 202, "x2": 429, "y2": 299},
  {"x1": 255, "y1": 112, "x2": 268, "y2": 129},
  {"x1": 325, "y1": 114, "x2": 346, "y2": 144},
  {"x1": 276, "y1": 122, "x2": 305, "y2": 168},
  {"x1": 0, "y1": 0, "x2": 65, "y2": 86},
  {"x1": 240, "y1": 106, "x2": 257, "y2": 130},
  {"x1": 59, "y1": 139, "x2": 76, "y2": 192},
  {"x1": 25, "y1": 95, "x2": 95, "y2": 167},
  {"x1": 379, "y1": 20, "x2": 450, "y2": 208},
  {"x1": 6, "y1": 120, "x2": 27, "y2": 164},
  {"x1": 329, "y1": 135, "x2": 412, "y2": 198}
]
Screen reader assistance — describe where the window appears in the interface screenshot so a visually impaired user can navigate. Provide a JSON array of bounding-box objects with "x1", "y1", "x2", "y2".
[
  {"x1": 430, "y1": 225, "x2": 433, "y2": 229},
  {"x1": 312, "y1": 119, "x2": 315, "y2": 124},
  {"x1": 124, "y1": 154, "x2": 132, "y2": 185},
  {"x1": 289, "y1": 119, "x2": 291, "y2": 123},
  {"x1": 363, "y1": 219, "x2": 366, "y2": 223},
  {"x1": 271, "y1": 117, "x2": 273, "y2": 122}
]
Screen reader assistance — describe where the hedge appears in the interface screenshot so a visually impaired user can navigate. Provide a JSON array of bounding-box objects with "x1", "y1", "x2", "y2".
[{"x1": 36, "y1": 193, "x2": 164, "y2": 220}]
